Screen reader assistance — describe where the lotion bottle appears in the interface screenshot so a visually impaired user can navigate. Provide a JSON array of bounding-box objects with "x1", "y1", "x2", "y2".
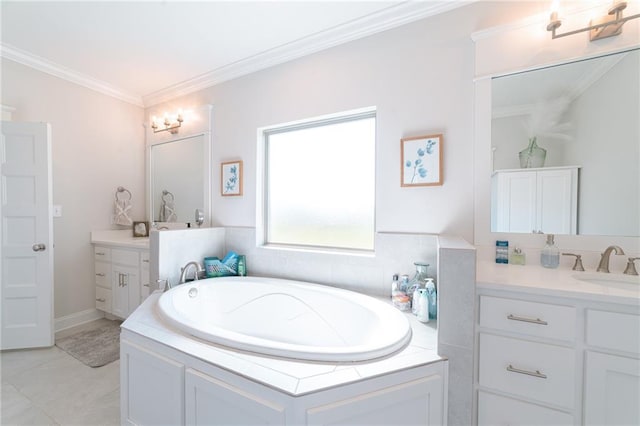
[{"x1": 541, "y1": 234, "x2": 560, "y2": 268}]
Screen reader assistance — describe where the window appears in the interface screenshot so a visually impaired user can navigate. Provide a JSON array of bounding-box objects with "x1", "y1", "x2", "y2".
[{"x1": 261, "y1": 109, "x2": 375, "y2": 251}]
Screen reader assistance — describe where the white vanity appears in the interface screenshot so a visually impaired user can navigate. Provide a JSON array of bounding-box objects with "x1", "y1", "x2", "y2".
[
  {"x1": 474, "y1": 262, "x2": 640, "y2": 425},
  {"x1": 91, "y1": 230, "x2": 151, "y2": 319}
]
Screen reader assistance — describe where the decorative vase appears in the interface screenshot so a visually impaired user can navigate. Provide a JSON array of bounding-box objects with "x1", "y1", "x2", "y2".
[{"x1": 518, "y1": 137, "x2": 546, "y2": 168}]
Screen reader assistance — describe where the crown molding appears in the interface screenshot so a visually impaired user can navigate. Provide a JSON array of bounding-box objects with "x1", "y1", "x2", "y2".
[
  {"x1": 1, "y1": 43, "x2": 144, "y2": 107},
  {"x1": 142, "y1": 1, "x2": 475, "y2": 107}
]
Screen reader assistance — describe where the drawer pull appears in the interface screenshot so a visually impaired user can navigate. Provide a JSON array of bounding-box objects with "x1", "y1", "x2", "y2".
[
  {"x1": 143, "y1": 283, "x2": 150, "y2": 287},
  {"x1": 142, "y1": 259, "x2": 149, "y2": 263},
  {"x1": 96, "y1": 273, "x2": 106, "y2": 277},
  {"x1": 507, "y1": 314, "x2": 548, "y2": 326},
  {"x1": 96, "y1": 252, "x2": 106, "y2": 256},
  {"x1": 96, "y1": 298, "x2": 106, "y2": 302},
  {"x1": 507, "y1": 364, "x2": 547, "y2": 379}
]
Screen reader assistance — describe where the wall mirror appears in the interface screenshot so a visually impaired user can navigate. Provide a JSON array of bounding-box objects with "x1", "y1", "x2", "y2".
[
  {"x1": 148, "y1": 133, "x2": 210, "y2": 225},
  {"x1": 490, "y1": 48, "x2": 639, "y2": 237}
]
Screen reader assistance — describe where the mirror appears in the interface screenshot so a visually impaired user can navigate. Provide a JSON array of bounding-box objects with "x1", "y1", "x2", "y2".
[
  {"x1": 149, "y1": 134, "x2": 208, "y2": 224},
  {"x1": 490, "y1": 49, "x2": 639, "y2": 237}
]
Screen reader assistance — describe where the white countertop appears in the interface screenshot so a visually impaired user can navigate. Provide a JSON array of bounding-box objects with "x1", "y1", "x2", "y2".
[
  {"x1": 477, "y1": 261, "x2": 640, "y2": 306},
  {"x1": 91, "y1": 229, "x2": 149, "y2": 249},
  {"x1": 122, "y1": 292, "x2": 443, "y2": 396}
]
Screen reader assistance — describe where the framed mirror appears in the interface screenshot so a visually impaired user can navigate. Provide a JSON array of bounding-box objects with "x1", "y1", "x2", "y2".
[{"x1": 490, "y1": 48, "x2": 639, "y2": 237}]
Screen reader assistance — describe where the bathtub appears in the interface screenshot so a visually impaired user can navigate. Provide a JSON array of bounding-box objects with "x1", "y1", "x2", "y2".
[{"x1": 156, "y1": 276, "x2": 412, "y2": 362}]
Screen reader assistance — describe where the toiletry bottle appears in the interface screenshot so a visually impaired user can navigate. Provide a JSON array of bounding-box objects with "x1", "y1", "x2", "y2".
[
  {"x1": 417, "y1": 289, "x2": 430, "y2": 323},
  {"x1": 412, "y1": 286, "x2": 422, "y2": 315},
  {"x1": 399, "y1": 274, "x2": 410, "y2": 294},
  {"x1": 391, "y1": 274, "x2": 400, "y2": 295},
  {"x1": 425, "y1": 278, "x2": 437, "y2": 319},
  {"x1": 541, "y1": 234, "x2": 560, "y2": 268},
  {"x1": 510, "y1": 247, "x2": 526, "y2": 265},
  {"x1": 496, "y1": 240, "x2": 509, "y2": 264},
  {"x1": 237, "y1": 255, "x2": 247, "y2": 276}
]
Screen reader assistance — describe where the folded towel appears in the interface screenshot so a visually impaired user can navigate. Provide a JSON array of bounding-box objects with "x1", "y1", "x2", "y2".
[
  {"x1": 159, "y1": 200, "x2": 177, "y2": 222},
  {"x1": 114, "y1": 199, "x2": 133, "y2": 226}
]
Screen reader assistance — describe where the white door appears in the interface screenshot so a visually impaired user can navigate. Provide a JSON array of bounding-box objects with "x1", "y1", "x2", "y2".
[{"x1": 1, "y1": 122, "x2": 54, "y2": 350}]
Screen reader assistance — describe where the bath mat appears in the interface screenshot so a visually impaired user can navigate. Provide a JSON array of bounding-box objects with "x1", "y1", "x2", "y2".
[{"x1": 55, "y1": 320, "x2": 122, "y2": 368}]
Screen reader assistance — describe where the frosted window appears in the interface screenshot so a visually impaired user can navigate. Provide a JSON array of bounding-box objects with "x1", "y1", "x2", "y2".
[{"x1": 265, "y1": 113, "x2": 375, "y2": 251}]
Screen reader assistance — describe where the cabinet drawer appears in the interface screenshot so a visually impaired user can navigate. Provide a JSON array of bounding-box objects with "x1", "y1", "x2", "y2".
[
  {"x1": 94, "y1": 262, "x2": 111, "y2": 288},
  {"x1": 479, "y1": 295, "x2": 576, "y2": 342},
  {"x1": 478, "y1": 391, "x2": 573, "y2": 426},
  {"x1": 586, "y1": 310, "x2": 640, "y2": 354},
  {"x1": 140, "y1": 250, "x2": 150, "y2": 271},
  {"x1": 94, "y1": 246, "x2": 111, "y2": 261},
  {"x1": 112, "y1": 249, "x2": 139, "y2": 267},
  {"x1": 95, "y1": 286, "x2": 112, "y2": 312},
  {"x1": 478, "y1": 333, "x2": 575, "y2": 409}
]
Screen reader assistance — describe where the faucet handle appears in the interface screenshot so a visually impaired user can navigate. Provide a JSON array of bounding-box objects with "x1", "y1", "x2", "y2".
[
  {"x1": 624, "y1": 257, "x2": 639, "y2": 276},
  {"x1": 562, "y1": 253, "x2": 585, "y2": 271}
]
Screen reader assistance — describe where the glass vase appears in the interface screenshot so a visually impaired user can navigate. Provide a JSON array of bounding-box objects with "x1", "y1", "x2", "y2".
[
  {"x1": 407, "y1": 262, "x2": 429, "y2": 295},
  {"x1": 518, "y1": 137, "x2": 546, "y2": 168}
]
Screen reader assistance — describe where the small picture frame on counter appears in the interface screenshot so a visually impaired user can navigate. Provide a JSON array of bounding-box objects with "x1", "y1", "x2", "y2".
[{"x1": 132, "y1": 221, "x2": 149, "y2": 237}]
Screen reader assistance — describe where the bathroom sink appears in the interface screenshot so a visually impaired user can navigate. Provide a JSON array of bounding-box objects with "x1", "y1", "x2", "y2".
[{"x1": 573, "y1": 273, "x2": 640, "y2": 291}]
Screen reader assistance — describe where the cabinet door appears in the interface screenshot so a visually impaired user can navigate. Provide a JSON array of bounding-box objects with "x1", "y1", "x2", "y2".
[
  {"x1": 306, "y1": 375, "x2": 444, "y2": 426},
  {"x1": 478, "y1": 391, "x2": 573, "y2": 426},
  {"x1": 112, "y1": 265, "x2": 140, "y2": 319},
  {"x1": 536, "y1": 168, "x2": 576, "y2": 235},
  {"x1": 185, "y1": 368, "x2": 286, "y2": 425},
  {"x1": 493, "y1": 171, "x2": 537, "y2": 233},
  {"x1": 584, "y1": 351, "x2": 640, "y2": 425},
  {"x1": 121, "y1": 340, "x2": 184, "y2": 426}
]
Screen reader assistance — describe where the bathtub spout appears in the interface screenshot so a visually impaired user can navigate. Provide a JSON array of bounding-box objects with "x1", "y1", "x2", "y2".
[{"x1": 179, "y1": 261, "x2": 203, "y2": 284}]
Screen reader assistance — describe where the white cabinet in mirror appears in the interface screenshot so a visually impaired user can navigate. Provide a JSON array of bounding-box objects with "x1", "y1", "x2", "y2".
[{"x1": 490, "y1": 48, "x2": 639, "y2": 237}]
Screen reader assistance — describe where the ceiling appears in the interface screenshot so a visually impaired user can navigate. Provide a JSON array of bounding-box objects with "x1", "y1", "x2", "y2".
[{"x1": 1, "y1": 1, "x2": 470, "y2": 107}]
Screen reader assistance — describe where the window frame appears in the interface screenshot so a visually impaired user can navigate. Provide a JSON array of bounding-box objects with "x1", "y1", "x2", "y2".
[{"x1": 256, "y1": 107, "x2": 377, "y2": 254}]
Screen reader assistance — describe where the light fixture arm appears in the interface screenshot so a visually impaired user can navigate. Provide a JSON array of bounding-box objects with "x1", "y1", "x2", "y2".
[{"x1": 547, "y1": 1, "x2": 640, "y2": 41}]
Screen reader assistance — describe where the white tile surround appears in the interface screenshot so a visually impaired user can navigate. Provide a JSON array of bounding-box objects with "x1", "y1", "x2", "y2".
[{"x1": 148, "y1": 227, "x2": 477, "y2": 424}]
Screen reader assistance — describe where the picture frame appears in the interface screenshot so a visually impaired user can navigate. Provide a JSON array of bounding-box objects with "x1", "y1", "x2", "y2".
[
  {"x1": 132, "y1": 221, "x2": 149, "y2": 237},
  {"x1": 401, "y1": 134, "x2": 443, "y2": 187},
  {"x1": 221, "y1": 160, "x2": 243, "y2": 196}
]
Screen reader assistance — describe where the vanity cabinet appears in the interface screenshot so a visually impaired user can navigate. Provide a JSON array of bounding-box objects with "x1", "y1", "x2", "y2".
[
  {"x1": 491, "y1": 166, "x2": 578, "y2": 234},
  {"x1": 93, "y1": 245, "x2": 150, "y2": 319},
  {"x1": 475, "y1": 289, "x2": 640, "y2": 426}
]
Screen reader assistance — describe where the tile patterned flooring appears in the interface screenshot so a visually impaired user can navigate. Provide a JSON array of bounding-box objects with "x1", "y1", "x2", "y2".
[{"x1": 1, "y1": 320, "x2": 120, "y2": 425}]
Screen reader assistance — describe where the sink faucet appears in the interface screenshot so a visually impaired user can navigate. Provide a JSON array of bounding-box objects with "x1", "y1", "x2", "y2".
[
  {"x1": 179, "y1": 261, "x2": 203, "y2": 284},
  {"x1": 596, "y1": 246, "x2": 625, "y2": 273}
]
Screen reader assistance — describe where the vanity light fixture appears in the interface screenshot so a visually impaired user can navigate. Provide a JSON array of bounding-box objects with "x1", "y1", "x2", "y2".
[
  {"x1": 546, "y1": 0, "x2": 640, "y2": 41},
  {"x1": 151, "y1": 111, "x2": 184, "y2": 134}
]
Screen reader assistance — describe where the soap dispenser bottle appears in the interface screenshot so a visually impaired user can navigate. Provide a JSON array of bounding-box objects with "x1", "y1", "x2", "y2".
[{"x1": 541, "y1": 234, "x2": 560, "y2": 269}]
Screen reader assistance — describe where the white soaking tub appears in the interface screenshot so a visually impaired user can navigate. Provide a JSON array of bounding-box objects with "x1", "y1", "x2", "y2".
[{"x1": 156, "y1": 276, "x2": 412, "y2": 362}]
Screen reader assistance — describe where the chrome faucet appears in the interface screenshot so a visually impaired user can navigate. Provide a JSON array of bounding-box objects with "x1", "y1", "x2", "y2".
[
  {"x1": 596, "y1": 246, "x2": 625, "y2": 273},
  {"x1": 179, "y1": 261, "x2": 203, "y2": 284}
]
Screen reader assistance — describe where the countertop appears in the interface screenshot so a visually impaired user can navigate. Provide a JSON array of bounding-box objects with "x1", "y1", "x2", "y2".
[
  {"x1": 477, "y1": 260, "x2": 640, "y2": 306},
  {"x1": 121, "y1": 292, "x2": 443, "y2": 397},
  {"x1": 91, "y1": 229, "x2": 149, "y2": 249}
]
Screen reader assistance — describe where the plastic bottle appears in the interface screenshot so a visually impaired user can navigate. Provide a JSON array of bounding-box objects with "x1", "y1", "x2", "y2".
[
  {"x1": 412, "y1": 286, "x2": 422, "y2": 315},
  {"x1": 417, "y1": 289, "x2": 430, "y2": 323},
  {"x1": 425, "y1": 278, "x2": 437, "y2": 320},
  {"x1": 540, "y1": 234, "x2": 560, "y2": 268},
  {"x1": 391, "y1": 274, "x2": 400, "y2": 296}
]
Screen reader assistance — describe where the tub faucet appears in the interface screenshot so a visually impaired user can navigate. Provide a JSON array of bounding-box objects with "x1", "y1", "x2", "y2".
[
  {"x1": 179, "y1": 261, "x2": 203, "y2": 284},
  {"x1": 596, "y1": 245, "x2": 625, "y2": 273}
]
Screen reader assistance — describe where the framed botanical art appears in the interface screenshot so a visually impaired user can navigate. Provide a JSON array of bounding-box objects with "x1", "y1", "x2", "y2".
[
  {"x1": 221, "y1": 160, "x2": 243, "y2": 196},
  {"x1": 401, "y1": 134, "x2": 443, "y2": 187}
]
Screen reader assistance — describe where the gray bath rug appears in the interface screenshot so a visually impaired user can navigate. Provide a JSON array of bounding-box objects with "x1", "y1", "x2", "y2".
[{"x1": 55, "y1": 320, "x2": 122, "y2": 368}]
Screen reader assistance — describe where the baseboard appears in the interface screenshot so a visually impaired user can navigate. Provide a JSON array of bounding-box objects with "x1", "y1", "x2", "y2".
[{"x1": 55, "y1": 308, "x2": 105, "y2": 332}]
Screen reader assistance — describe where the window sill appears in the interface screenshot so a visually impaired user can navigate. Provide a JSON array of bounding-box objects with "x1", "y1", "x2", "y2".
[{"x1": 257, "y1": 243, "x2": 375, "y2": 258}]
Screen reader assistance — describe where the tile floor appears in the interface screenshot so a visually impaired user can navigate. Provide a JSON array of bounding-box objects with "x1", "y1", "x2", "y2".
[{"x1": 1, "y1": 319, "x2": 120, "y2": 425}]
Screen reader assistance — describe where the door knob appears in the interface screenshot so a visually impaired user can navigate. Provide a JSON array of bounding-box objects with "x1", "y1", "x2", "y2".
[{"x1": 32, "y1": 243, "x2": 46, "y2": 252}]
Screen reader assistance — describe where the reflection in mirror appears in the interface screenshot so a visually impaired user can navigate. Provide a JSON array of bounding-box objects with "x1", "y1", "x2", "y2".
[
  {"x1": 150, "y1": 134, "x2": 205, "y2": 223},
  {"x1": 491, "y1": 49, "x2": 639, "y2": 237}
]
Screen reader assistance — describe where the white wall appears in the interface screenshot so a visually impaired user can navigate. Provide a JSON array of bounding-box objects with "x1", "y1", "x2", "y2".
[
  {"x1": 146, "y1": 2, "x2": 548, "y2": 242},
  {"x1": 1, "y1": 59, "x2": 145, "y2": 319}
]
